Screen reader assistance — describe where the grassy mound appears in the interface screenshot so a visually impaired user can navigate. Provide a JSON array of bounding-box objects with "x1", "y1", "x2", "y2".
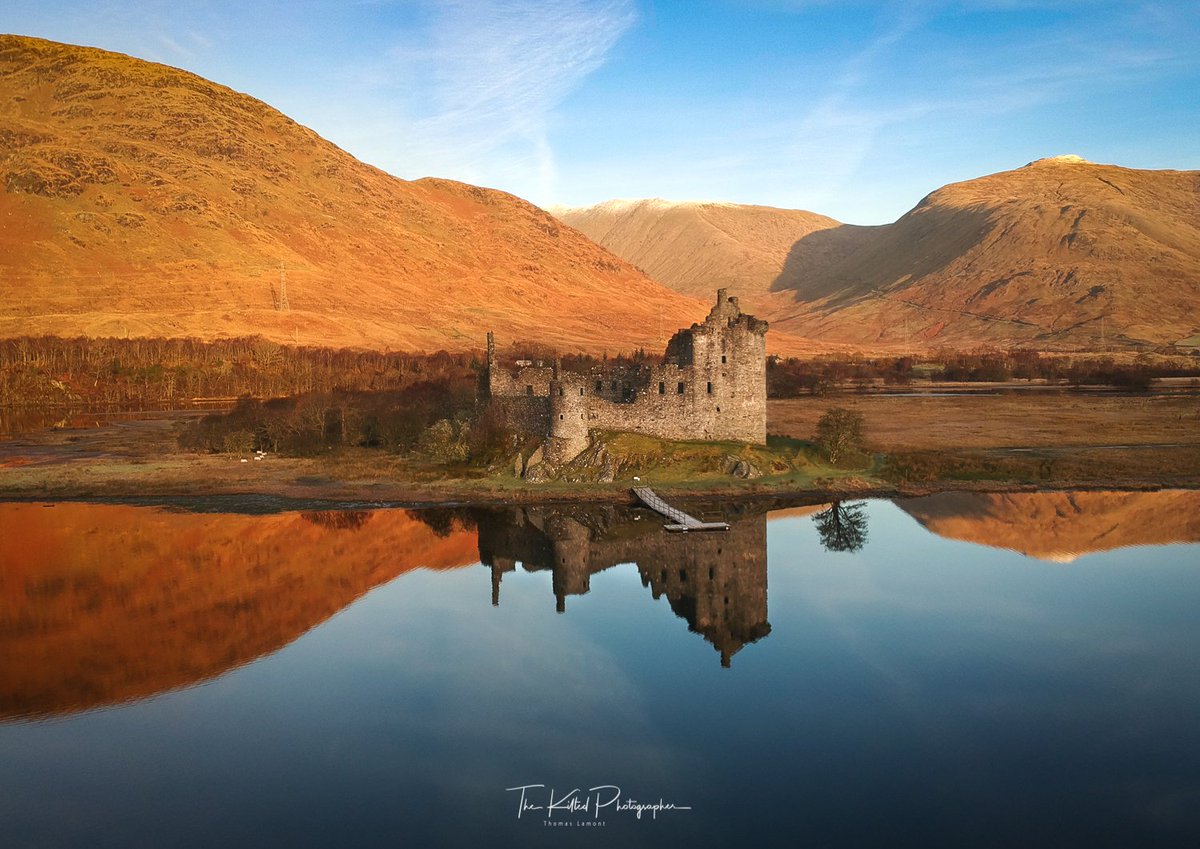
[{"x1": 544, "y1": 430, "x2": 876, "y2": 489}]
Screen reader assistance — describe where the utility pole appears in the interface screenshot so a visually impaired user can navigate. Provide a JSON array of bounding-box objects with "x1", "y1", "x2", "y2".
[{"x1": 278, "y1": 260, "x2": 290, "y2": 312}]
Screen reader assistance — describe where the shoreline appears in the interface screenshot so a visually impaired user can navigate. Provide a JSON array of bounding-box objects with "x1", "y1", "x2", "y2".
[
  {"x1": 1, "y1": 466, "x2": 1194, "y2": 511},
  {"x1": 3, "y1": 409, "x2": 1197, "y2": 509}
]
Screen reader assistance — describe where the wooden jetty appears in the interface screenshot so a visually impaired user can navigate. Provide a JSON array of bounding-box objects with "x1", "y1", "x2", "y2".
[{"x1": 632, "y1": 486, "x2": 729, "y2": 532}]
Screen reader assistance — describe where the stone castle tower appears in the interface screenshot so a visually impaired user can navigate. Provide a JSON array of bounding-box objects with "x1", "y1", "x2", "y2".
[{"x1": 487, "y1": 289, "x2": 768, "y2": 464}]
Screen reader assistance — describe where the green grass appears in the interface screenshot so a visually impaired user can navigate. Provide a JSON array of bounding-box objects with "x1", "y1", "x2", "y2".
[{"x1": 555, "y1": 430, "x2": 878, "y2": 490}]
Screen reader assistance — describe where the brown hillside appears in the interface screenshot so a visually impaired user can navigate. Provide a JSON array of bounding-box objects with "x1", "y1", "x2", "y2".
[
  {"x1": 0, "y1": 503, "x2": 479, "y2": 720},
  {"x1": 897, "y1": 490, "x2": 1200, "y2": 561},
  {"x1": 772, "y1": 157, "x2": 1200, "y2": 349},
  {"x1": 0, "y1": 35, "x2": 713, "y2": 353},
  {"x1": 566, "y1": 159, "x2": 1200, "y2": 351},
  {"x1": 553, "y1": 198, "x2": 873, "y2": 319}
]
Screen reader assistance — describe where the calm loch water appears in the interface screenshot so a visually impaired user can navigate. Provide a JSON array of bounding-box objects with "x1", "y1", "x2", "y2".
[{"x1": 1, "y1": 492, "x2": 1199, "y2": 848}]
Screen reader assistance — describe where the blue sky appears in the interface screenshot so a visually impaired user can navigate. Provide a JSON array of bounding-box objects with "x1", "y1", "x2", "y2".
[{"x1": 6, "y1": 1, "x2": 1198, "y2": 223}]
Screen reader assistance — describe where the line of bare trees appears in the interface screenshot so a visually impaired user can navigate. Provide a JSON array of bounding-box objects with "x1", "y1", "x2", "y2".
[
  {"x1": 767, "y1": 350, "x2": 1200, "y2": 397},
  {"x1": 0, "y1": 336, "x2": 482, "y2": 407}
]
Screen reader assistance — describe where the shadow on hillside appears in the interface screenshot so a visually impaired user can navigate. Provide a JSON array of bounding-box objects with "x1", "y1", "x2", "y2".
[
  {"x1": 770, "y1": 202, "x2": 996, "y2": 311},
  {"x1": 769, "y1": 223, "x2": 881, "y2": 307}
]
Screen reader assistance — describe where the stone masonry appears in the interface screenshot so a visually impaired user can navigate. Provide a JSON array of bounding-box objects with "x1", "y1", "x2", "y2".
[{"x1": 485, "y1": 289, "x2": 768, "y2": 464}]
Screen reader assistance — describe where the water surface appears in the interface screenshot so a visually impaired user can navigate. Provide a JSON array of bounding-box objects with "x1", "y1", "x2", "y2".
[{"x1": 1, "y1": 492, "x2": 1198, "y2": 848}]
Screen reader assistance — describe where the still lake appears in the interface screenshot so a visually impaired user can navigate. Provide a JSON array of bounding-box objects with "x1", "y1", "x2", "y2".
[{"x1": 1, "y1": 492, "x2": 1198, "y2": 848}]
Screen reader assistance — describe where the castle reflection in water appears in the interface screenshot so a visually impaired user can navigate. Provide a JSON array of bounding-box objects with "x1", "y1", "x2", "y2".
[
  {"x1": 473, "y1": 506, "x2": 770, "y2": 667},
  {"x1": 0, "y1": 500, "x2": 778, "y2": 722}
]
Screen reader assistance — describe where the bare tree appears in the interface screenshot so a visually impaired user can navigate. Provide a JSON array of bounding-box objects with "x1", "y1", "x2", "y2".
[{"x1": 814, "y1": 407, "x2": 866, "y2": 464}]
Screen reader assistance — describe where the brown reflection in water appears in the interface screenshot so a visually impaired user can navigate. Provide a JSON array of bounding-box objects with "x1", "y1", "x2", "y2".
[
  {"x1": 0, "y1": 503, "x2": 479, "y2": 721},
  {"x1": 476, "y1": 506, "x2": 770, "y2": 667},
  {"x1": 897, "y1": 490, "x2": 1200, "y2": 562}
]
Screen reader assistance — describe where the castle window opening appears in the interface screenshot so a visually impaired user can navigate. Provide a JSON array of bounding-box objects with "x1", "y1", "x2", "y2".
[
  {"x1": 579, "y1": 388, "x2": 584, "y2": 396},
  {"x1": 525, "y1": 385, "x2": 533, "y2": 396},
  {"x1": 707, "y1": 381, "x2": 713, "y2": 394},
  {"x1": 559, "y1": 414, "x2": 564, "y2": 420},
  {"x1": 679, "y1": 570, "x2": 688, "y2": 582},
  {"x1": 659, "y1": 381, "x2": 665, "y2": 395},
  {"x1": 721, "y1": 355, "x2": 727, "y2": 364},
  {"x1": 709, "y1": 568, "x2": 714, "y2": 580},
  {"x1": 559, "y1": 387, "x2": 564, "y2": 396},
  {"x1": 677, "y1": 381, "x2": 685, "y2": 394}
]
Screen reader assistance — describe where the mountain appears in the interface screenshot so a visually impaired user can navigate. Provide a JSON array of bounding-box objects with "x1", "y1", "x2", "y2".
[
  {"x1": 897, "y1": 490, "x2": 1200, "y2": 562},
  {"x1": 775, "y1": 157, "x2": 1200, "y2": 349},
  {"x1": 552, "y1": 198, "x2": 872, "y2": 318},
  {"x1": 563, "y1": 158, "x2": 1200, "y2": 350},
  {"x1": 0, "y1": 35, "x2": 713, "y2": 353}
]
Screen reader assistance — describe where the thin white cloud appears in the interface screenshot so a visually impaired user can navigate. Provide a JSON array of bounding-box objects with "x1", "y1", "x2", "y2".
[
  {"x1": 749, "y1": 0, "x2": 1198, "y2": 216},
  {"x1": 187, "y1": 29, "x2": 214, "y2": 51},
  {"x1": 364, "y1": 0, "x2": 636, "y2": 202},
  {"x1": 158, "y1": 35, "x2": 193, "y2": 59}
]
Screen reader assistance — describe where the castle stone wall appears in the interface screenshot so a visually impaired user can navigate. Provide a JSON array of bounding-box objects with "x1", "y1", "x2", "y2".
[{"x1": 489, "y1": 289, "x2": 768, "y2": 465}]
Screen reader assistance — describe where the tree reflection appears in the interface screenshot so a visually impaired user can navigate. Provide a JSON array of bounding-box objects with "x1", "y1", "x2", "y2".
[{"x1": 813, "y1": 501, "x2": 868, "y2": 552}]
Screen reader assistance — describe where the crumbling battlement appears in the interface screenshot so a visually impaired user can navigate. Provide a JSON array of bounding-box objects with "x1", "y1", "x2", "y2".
[{"x1": 486, "y1": 289, "x2": 768, "y2": 465}]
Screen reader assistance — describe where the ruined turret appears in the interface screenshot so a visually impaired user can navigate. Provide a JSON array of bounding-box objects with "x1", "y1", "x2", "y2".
[{"x1": 485, "y1": 289, "x2": 768, "y2": 466}]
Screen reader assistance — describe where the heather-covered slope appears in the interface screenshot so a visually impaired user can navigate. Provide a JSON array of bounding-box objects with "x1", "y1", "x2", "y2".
[
  {"x1": 774, "y1": 157, "x2": 1200, "y2": 349},
  {"x1": 0, "y1": 35, "x2": 710, "y2": 353}
]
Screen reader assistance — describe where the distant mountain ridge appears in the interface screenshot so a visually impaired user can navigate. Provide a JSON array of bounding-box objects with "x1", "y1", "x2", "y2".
[
  {"x1": 560, "y1": 158, "x2": 1200, "y2": 350},
  {"x1": 553, "y1": 197, "x2": 869, "y2": 320}
]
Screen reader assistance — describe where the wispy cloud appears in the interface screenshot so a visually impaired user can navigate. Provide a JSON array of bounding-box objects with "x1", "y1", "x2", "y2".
[
  {"x1": 157, "y1": 34, "x2": 193, "y2": 59},
  {"x1": 746, "y1": 0, "x2": 1199, "y2": 216},
  {"x1": 361, "y1": 0, "x2": 636, "y2": 202}
]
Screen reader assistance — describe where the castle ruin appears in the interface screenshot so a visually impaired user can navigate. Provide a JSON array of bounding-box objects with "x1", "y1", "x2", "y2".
[{"x1": 485, "y1": 289, "x2": 768, "y2": 465}]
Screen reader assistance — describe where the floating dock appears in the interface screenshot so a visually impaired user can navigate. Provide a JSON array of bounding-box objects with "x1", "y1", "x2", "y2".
[{"x1": 632, "y1": 486, "x2": 729, "y2": 532}]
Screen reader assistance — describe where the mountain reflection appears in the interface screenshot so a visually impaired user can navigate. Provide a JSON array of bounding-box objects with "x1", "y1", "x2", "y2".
[
  {"x1": 0, "y1": 503, "x2": 479, "y2": 721},
  {"x1": 897, "y1": 490, "x2": 1200, "y2": 561},
  {"x1": 4, "y1": 489, "x2": 1197, "y2": 722},
  {"x1": 473, "y1": 505, "x2": 770, "y2": 668}
]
